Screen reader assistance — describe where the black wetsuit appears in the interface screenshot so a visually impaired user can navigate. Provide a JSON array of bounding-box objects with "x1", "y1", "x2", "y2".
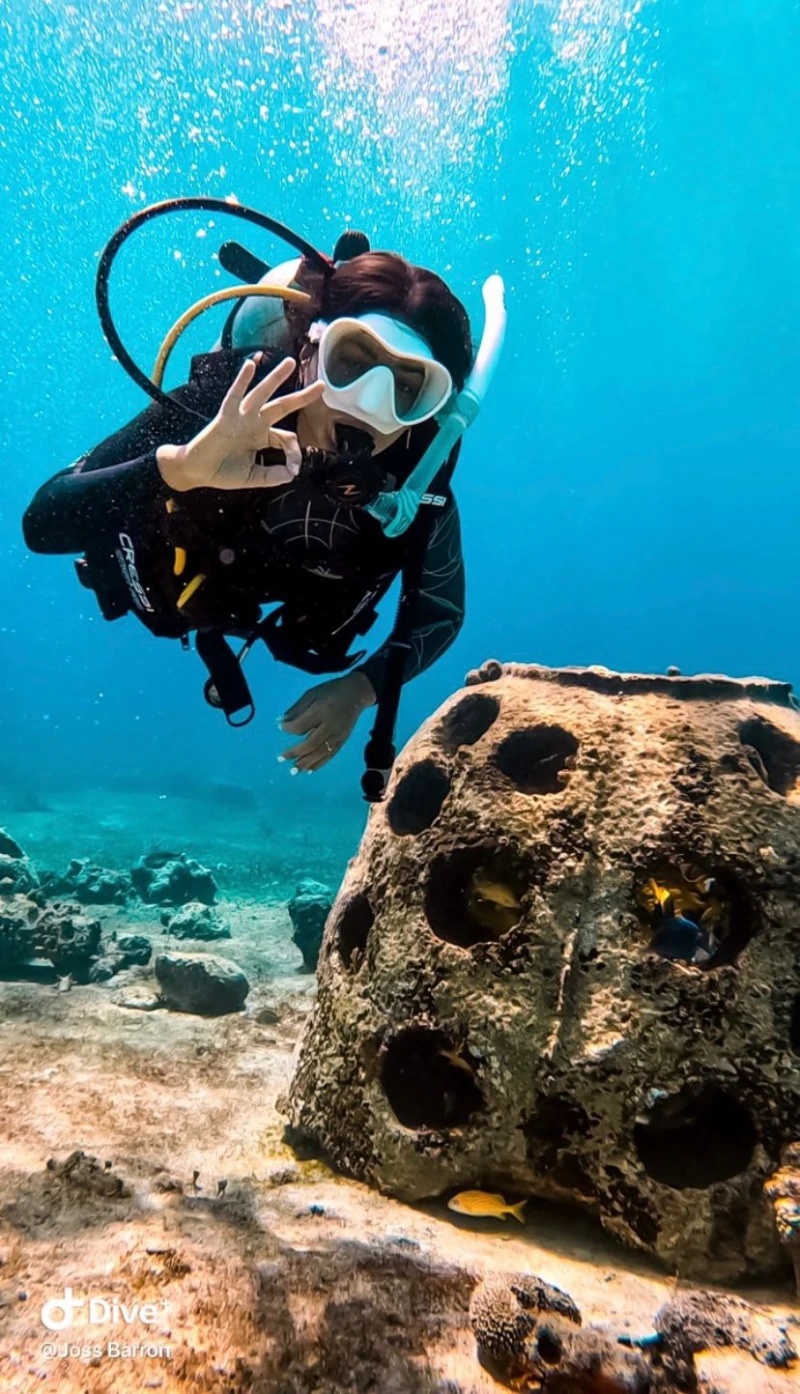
[{"x1": 22, "y1": 348, "x2": 465, "y2": 705}]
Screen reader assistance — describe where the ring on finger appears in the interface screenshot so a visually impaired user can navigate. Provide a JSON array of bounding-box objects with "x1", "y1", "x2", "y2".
[{"x1": 324, "y1": 740, "x2": 334, "y2": 752}]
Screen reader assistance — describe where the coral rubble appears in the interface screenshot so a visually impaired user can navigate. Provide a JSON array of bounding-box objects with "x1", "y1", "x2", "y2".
[
  {"x1": 41, "y1": 858, "x2": 133, "y2": 905},
  {"x1": 131, "y1": 851, "x2": 217, "y2": 906},
  {"x1": 470, "y1": 1270, "x2": 650, "y2": 1391},
  {"x1": 469, "y1": 1271, "x2": 796, "y2": 1392},
  {"x1": 0, "y1": 893, "x2": 102, "y2": 978},
  {"x1": 288, "y1": 879, "x2": 334, "y2": 972}
]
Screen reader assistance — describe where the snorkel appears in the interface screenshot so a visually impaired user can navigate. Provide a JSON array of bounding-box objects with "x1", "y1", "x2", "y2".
[{"x1": 367, "y1": 274, "x2": 507, "y2": 536}]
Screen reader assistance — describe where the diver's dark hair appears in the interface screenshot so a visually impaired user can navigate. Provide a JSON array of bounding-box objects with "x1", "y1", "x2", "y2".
[{"x1": 297, "y1": 251, "x2": 473, "y2": 389}]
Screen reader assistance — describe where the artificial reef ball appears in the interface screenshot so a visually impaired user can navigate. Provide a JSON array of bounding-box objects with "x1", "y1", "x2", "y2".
[{"x1": 288, "y1": 662, "x2": 800, "y2": 1282}]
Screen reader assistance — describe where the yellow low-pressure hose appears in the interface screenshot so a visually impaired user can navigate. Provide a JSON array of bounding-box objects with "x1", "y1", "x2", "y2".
[
  {"x1": 152, "y1": 284, "x2": 313, "y2": 388},
  {"x1": 176, "y1": 573, "x2": 206, "y2": 609},
  {"x1": 165, "y1": 501, "x2": 187, "y2": 579}
]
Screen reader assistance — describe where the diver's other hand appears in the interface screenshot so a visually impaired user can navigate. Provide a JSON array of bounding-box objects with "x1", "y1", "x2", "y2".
[
  {"x1": 156, "y1": 355, "x2": 325, "y2": 491},
  {"x1": 278, "y1": 672, "x2": 377, "y2": 773}
]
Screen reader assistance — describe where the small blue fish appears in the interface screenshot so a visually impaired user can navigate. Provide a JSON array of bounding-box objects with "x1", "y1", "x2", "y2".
[
  {"x1": 649, "y1": 915, "x2": 712, "y2": 964},
  {"x1": 618, "y1": 1333, "x2": 664, "y2": 1351}
]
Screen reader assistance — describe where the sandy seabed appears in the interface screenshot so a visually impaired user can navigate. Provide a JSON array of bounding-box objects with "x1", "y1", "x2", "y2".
[{"x1": 0, "y1": 792, "x2": 797, "y2": 1393}]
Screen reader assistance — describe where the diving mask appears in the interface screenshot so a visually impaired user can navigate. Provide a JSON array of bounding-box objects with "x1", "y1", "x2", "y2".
[{"x1": 311, "y1": 313, "x2": 453, "y2": 436}]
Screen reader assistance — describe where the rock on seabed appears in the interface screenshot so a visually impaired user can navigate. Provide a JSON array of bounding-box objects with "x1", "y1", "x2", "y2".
[
  {"x1": 163, "y1": 902, "x2": 231, "y2": 941},
  {"x1": 155, "y1": 950, "x2": 249, "y2": 1016},
  {"x1": 288, "y1": 662, "x2": 800, "y2": 1283}
]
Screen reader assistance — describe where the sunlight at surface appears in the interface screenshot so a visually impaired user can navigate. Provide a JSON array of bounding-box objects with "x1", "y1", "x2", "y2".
[
  {"x1": 516, "y1": 0, "x2": 658, "y2": 347},
  {"x1": 311, "y1": 0, "x2": 513, "y2": 221},
  {"x1": 530, "y1": 0, "x2": 656, "y2": 149},
  {"x1": 548, "y1": 0, "x2": 646, "y2": 66}
]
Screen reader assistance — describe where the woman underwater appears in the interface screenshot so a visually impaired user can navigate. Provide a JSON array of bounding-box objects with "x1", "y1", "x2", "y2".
[{"x1": 23, "y1": 217, "x2": 501, "y2": 787}]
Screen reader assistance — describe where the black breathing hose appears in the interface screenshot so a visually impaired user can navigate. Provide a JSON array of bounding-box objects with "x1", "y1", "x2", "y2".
[{"x1": 95, "y1": 196, "x2": 333, "y2": 421}]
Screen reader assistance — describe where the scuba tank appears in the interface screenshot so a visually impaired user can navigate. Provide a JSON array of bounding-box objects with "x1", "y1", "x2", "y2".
[
  {"x1": 215, "y1": 229, "x2": 372, "y2": 355},
  {"x1": 215, "y1": 256, "x2": 304, "y2": 356}
]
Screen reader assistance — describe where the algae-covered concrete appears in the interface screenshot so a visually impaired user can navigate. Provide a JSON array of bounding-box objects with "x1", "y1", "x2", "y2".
[{"x1": 288, "y1": 663, "x2": 800, "y2": 1283}]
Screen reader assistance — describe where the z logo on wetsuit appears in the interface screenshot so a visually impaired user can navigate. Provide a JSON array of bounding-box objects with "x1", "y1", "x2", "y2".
[{"x1": 115, "y1": 533, "x2": 154, "y2": 613}]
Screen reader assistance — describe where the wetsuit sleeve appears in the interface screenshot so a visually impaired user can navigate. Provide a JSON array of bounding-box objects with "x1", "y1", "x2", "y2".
[
  {"x1": 358, "y1": 499, "x2": 465, "y2": 699},
  {"x1": 22, "y1": 455, "x2": 167, "y2": 554},
  {"x1": 22, "y1": 377, "x2": 214, "y2": 555}
]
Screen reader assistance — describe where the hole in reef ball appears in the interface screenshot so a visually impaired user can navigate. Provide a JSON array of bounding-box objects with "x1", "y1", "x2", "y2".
[
  {"x1": 437, "y1": 692, "x2": 500, "y2": 749},
  {"x1": 536, "y1": 1327, "x2": 564, "y2": 1366},
  {"x1": 738, "y1": 718, "x2": 800, "y2": 796},
  {"x1": 337, "y1": 893, "x2": 374, "y2": 970},
  {"x1": 492, "y1": 725, "x2": 579, "y2": 795},
  {"x1": 425, "y1": 846, "x2": 527, "y2": 948},
  {"x1": 634, "y1": 861, "x2": 759, "y2": 968},
  {"x1": 791, "y1": 997, "x2": 800, "y2": 1053},
  {"x1": 381, "y1": 1026, "x2": 484, "y2": 1130},
  {"x1": 634, "y1": 1085, "x2": 757, "y2": 1188},
  {"x1": 387, "y1": 760, "x2": 451, "y2": 836}
]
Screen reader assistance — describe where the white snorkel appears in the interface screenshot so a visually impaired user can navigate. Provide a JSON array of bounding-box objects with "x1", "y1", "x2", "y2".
[{"x1": 367, "y1": 273, "x2": 507, "y2": 537}]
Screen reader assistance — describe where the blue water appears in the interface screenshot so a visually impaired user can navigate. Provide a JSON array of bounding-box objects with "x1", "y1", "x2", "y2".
[{"x1": 1, "y1": 0, "x2": 799, "y2": 843}]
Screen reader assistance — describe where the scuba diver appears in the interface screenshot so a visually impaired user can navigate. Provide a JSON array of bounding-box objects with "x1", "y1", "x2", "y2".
[{"x1": 22, "y1": 199, "x2": 505, "y2": 799}]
